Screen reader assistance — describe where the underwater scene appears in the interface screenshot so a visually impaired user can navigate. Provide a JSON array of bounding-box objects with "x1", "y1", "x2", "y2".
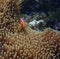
[{"x1": 0, "y1": 0, "x2": 60, "y2": 59}]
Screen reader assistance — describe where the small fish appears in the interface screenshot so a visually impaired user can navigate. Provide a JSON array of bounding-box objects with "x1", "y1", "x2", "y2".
[{"x1": 20, "y1": 18, "x2": 25, "y2": 28}]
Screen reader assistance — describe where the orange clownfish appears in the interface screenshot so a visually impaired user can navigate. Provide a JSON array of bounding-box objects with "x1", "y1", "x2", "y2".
[{"x1": 20, "y1": 18, "x2": 25, "y2": 28}]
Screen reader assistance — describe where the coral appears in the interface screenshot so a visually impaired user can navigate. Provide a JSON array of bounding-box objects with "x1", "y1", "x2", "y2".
[{"x1": 0, "y1": 0, "x2": 60, "y2": 59}]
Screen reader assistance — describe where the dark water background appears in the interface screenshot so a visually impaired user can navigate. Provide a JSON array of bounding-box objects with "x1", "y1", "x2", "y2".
[{"x1": 20, "y1": 0, "x2": 60, "y2": 31}]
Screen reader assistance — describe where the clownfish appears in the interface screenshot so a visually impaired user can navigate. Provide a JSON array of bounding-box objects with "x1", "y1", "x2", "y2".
[{"x1": 20, "y1": 18, "x2": 25, "y2": 28}]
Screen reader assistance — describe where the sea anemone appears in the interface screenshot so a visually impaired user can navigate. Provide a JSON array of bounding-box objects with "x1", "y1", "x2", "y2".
[{"x1": 0, "y1": 0, "x2": 60, "y2": 59}]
